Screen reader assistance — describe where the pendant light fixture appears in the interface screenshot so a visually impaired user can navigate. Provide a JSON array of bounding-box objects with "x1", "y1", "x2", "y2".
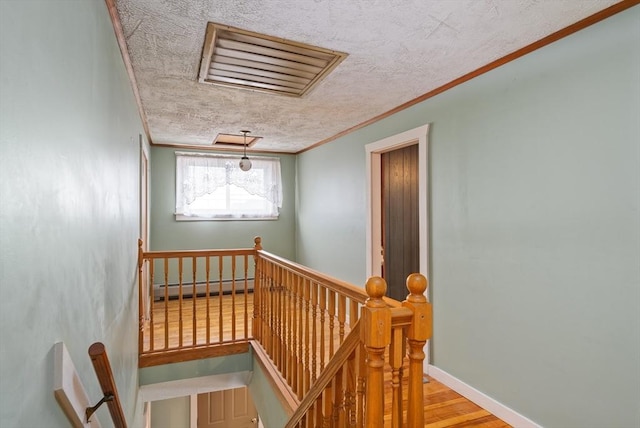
[{"x1": 239, "y1": 130, "x2": 252, "y2": 171}]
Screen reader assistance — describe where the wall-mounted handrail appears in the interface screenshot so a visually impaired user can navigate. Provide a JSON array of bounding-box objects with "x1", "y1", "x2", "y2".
[{"x1": 88, "y1": 342, "x2": 127, "y2": 428}]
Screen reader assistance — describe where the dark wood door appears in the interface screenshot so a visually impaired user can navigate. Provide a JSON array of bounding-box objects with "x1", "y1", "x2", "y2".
[{"x1": 381, "y1": 144, "x2": 419, "y2": 301}]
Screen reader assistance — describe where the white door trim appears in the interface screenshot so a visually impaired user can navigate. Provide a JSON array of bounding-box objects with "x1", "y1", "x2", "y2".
[{"x1": 365, "y1": 124, "x2": 430, "y2": 279}]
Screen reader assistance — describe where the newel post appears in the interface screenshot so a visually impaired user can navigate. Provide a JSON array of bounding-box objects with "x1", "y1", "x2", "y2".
[
  {"x1": 403, "y1": 273, "x2": 432, "y2": 428},
  {"x1": 253, "y1": 237, "x2": 262, "y2": 341},
  {"x1": 361, "y1": 276, "x2": 391, "y2": 428}
]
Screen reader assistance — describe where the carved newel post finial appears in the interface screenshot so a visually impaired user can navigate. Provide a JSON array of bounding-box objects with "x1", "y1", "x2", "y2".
[{"x1": 254, "y1": 236, "x2": 262, "y2": 251}]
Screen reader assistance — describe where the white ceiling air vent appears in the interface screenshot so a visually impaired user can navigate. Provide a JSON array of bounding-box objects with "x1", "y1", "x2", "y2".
[{"x1": 198, "y1": 22, "x2": 347, "y2": 97}]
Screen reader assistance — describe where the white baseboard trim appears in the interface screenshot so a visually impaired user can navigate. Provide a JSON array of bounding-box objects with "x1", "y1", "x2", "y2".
[{"x1": 427, "y1": 364, "x2": 542, "y2": 428}]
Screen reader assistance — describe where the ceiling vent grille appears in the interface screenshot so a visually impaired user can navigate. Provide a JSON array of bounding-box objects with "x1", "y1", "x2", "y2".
[{"x1": 198, "y1": 22, "x2": 347, "y2": 97}]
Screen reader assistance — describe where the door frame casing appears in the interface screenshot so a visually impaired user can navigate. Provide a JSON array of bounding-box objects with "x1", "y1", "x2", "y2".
[
  {"x1": 365, "y1": 124, "x2": 430, "y2": 372},
  {"x1": 365, "y1": 124, "x2": 430, "y2": 280}
]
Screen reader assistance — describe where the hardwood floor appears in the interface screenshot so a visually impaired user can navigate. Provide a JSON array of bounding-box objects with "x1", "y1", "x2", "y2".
[{"x1": 146, "y1": 293, "x2": 510, "y2": 427}]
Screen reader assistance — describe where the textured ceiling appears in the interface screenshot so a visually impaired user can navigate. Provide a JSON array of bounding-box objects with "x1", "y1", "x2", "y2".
[{"x1": 115, "y1": 0, "x2": 620, "y2": 153}]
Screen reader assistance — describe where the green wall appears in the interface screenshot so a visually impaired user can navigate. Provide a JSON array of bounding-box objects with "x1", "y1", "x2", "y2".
[
  {"x1": 0, "y1": 1, "x2": 145, "y2": 426},
  {"x1": 296, "y1": 7, "x2": 640, "y2": 428},
  {"x1": 150, "y1": 146, "x2": 296, "y2": 260}
]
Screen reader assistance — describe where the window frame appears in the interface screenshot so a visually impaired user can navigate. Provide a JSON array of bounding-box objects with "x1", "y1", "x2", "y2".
[{"x1": 174, "y1": 151, "x2": 282, "y2": 221}]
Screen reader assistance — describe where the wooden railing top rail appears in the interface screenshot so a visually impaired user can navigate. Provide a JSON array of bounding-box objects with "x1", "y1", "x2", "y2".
[
  {"x1": 258, "y1": 249, "x2": 404, "y2": 308},
  {"x1": 140, "y1": 247, "x2": 256, "y2": 260}
]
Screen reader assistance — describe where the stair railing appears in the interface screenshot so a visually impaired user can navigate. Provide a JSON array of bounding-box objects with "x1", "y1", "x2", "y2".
[
  {"x1": 137, "y1": 239, "x2": 258, "y2": 367},
  {"x1": 283, "y1": 274, "x2": 431, "y2": 428},
  {"x1": 137, "y1": 237, "x2": 432, "y2": 426}
]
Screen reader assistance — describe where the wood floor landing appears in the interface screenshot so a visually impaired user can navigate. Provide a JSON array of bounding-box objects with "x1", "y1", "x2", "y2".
[{"x1": 147, "y1": 294, "x2": 510, "y2": 427}]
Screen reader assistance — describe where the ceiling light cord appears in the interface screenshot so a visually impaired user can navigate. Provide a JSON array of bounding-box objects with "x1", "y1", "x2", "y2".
[{"x1": 239, "y1": 130, "x2": 252, "y2": 171}]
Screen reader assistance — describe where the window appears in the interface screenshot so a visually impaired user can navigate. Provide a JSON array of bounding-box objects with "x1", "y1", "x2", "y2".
[{"x1": 175, "y1": 152, "x2": 282, "y2": 220}]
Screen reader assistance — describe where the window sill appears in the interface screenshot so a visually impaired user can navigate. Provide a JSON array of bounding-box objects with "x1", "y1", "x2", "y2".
[{"x1": 175, "y1": 214, "x2": 279, "y2": 222}]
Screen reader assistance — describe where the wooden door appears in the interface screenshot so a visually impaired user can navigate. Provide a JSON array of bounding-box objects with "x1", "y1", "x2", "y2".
[
  {"x1": 197, "y1": 387, "x2": 257, "y2": 428},
  {"x1": 381, "y1": 144, "x2": 419, "y2": 301}
]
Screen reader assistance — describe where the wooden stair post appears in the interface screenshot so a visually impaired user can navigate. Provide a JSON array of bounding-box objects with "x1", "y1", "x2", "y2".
[
  {"x1": 403, "y1": 273, "x2": 432, "y2": 428},
  {"x1": 361, "y1": 276, "x2": 391, "y2": 428},
  {"x1": 252, "y1": 236, "x2": 262, "y2": 343}
]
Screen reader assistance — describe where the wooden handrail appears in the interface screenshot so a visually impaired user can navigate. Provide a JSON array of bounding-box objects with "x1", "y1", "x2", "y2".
[
  {"x1": 88, "y1": 342, "x2": 127, "y2": 428},
  {"x1": 141, "y1": 247, "x2": 255, "y2": 259},
  {"x1": 257, "y1": 250, "x2": 370, "y2": 304}
]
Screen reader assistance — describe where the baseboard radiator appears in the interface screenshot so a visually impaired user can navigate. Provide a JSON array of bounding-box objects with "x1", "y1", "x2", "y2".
[{"x1": 153, "y1": 278, "x2": 254, "y2": 301}]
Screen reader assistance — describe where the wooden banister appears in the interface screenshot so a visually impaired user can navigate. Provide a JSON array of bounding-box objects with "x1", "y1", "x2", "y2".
[
  {"x1": 138, "y1": 240, "x2": 258, "y2": 367},
  {"x1": 285, "y1": 321, "x2": 362, "y2": 427},
  {"x1": 136, "y1": 237, "x2": 432, "y2": 426},
  {"x1": 87, "y1": 342, "x2": 127, "y2": 428}
]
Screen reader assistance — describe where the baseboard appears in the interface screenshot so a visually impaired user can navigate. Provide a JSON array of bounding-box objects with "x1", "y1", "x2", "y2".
[
  {"x1": 153, "y1": 278, "x2": 254, "y2": 300},
  {"x1": 427, "y1": 364, "x2": 542, "y2": 428}
]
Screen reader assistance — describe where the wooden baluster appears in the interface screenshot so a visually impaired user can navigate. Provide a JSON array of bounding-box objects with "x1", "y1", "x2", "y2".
[
  {"x1": 297, "y1": 275, "x2": 305, "y2": 397},
  {"x1": 328, "y1": 290, "x2": 336, "y2": 358},
  {"x1": 356, "y1": 341, "x2": 366, "y2": 428},
  {"x1": 345, "y1": 348, "x2": 357, "y2": 428},
  {"x1": 232, "y1": 255, "x2": 237, "y2": 342},
  {"x1": 268, "y1": 261, "x2": 275, "y2": 356},
  {"x1": 265, "y1": 260, "x2": 273, "y2": 354},
  {"x1": 286, "y1": 270, "x2": 293, "y2": 385},
  {"x1": 319, "y1": 286, "x2": 327, "y2": 371},
  {"x1": 303, "y1": 278, "x2": 311, "y2": 394},
  {"x1": 262, "y1": 260, "x2": 269, "y2": 350},
  {"x1": 333, "y1": 366, "x2": 345, "y2": 428},
  {"x1": 218, "y1": 256, "x2": 224, "y2": 343},
  {"x1": 350, "y1": 300, "x2": 359, "y2": 326},
  {"x1": 244, "y1": 254, "x2": 249, "y2": 339},
  {"x1": 272, "y1": 265, "x2": 279, "y2": 364},
  {"x1": 311, "y1": 282, "x2": 318, "y2": 382},
  {"x1": 262, "y1": 260, "x2": 269, "y2": 351},
  {"x1": 314, "y1": 395, "x2": 323, "y2": 428},
  {"x1": 277, "y1": 265, "x2": 283, "y2": 369},
  {"x1": 403, "y1": 273, "x2": 431, "y2": 428},
  {"x1": 148, "y1": 258, "x2": 155, "y2": 352},
  {"x1": 338, "y1": 295, "x2": 346, "y2": 345},
  {"x1": 389, "y1": 325, "x2": 404, "y2": 427},
  {"x1": 323, "y1": 382, "x2": 333, "y2": 428},
  {"x1": 258, "y1": 258, "x2": 266, "y2": 345},
  {"x1": 163, "y1": 258, "x2": 169, "y2": 350},
  {"x1": 362, "y1": 276, "x2": 391, "y2": 428},
  {"x1": 192, "y1": 256, "x2": 197, "y2": 346},
  {"x1": 291, "y1": 272, "x2": 299, "y2": 396},
  {"x1": 178, "y1": 257, "x2": 184, "y2": 348},
  {"x1": 206, "y1": 256, "x2": 211, "y2": 344},
  {"x1": 252, "y1": 237, "x2": 262, "y2": 341}
]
